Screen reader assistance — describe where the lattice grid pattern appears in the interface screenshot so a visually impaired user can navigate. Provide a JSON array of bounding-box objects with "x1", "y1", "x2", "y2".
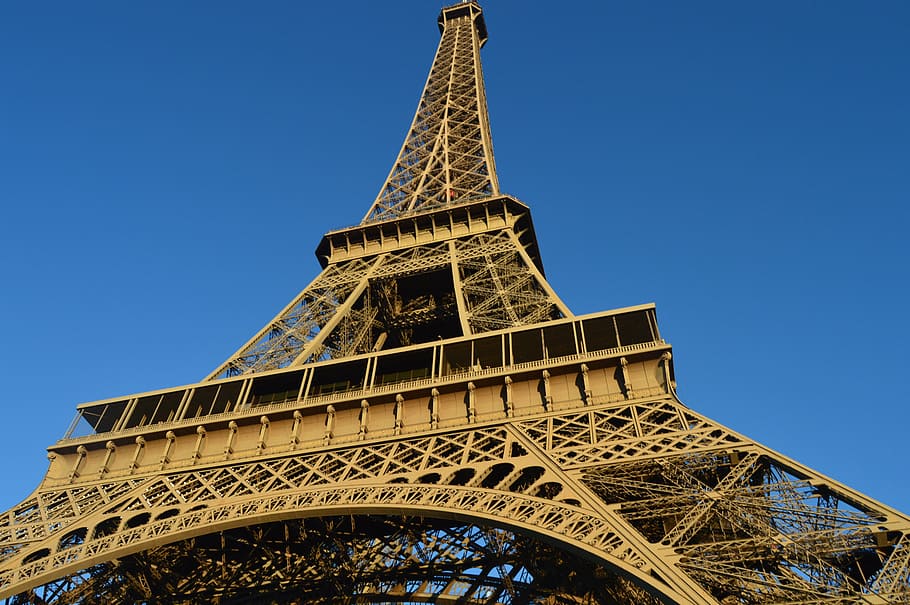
[
  {"x1": 8, "y1": 517, "x2": 661, "y2": 605},
  {"x1": 583, "y1": 450, "x2": 909, "y2": 603},
  {"x1": 363, "y1": 5, "x2": 499, "y2": 223},
  {"x1": 4, "y1": 1, "x2": 909, "y2": 603}
]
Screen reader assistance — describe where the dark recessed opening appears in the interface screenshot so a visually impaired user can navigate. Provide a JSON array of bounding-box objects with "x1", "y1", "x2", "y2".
[
  {"x1": 311, "y1": 360, "x2": 368, "y2": 396},
  {"x1": 376, "y1": 349, "x2": 434, "y2": 386},
  {"x1": 582, "y1": 316, "x2": 618, "y2": 352},
  {"x1": 509, "y1": 466, "x2": 545, "y2": 493},
  {"x1": 58, "y1": 527, "x2": 88, "y2": 550},
  {"x1": 442, "y1": 341, "x2": 472, "y2": 375},
  {"x1": 474, "y1": 335, "x2": 503, "y2": 369},
  {"x1": 448, "y1": 468, "x2": 476, "y2": 486},
  {"x1": 543, "y1": 324, "x2": 576, "y2": 359},
  {"x1": 615, "y1": 311, "x2": 654, "y2": 346},
  {"x1": 511, "y1": 329, "x2": 543, "y2": 364},
  {"x1": 23, "y1": 548, "x2": 50, "y2": 564},
  {"x1": 372, "y1": 269, "x2": 462, "y2": 349},
  {"x1": 124, "y1": 513, "x2": 151, "y2": 529},
  {"x1": 92, "y1": 517, "x2": 121, "y2": 539},
  {"x1": 249, "y1": 370, "x2": 305, "y2": 407},
  {"x1": 480, "y1": 463, "x2": 514, "y2": 489}
]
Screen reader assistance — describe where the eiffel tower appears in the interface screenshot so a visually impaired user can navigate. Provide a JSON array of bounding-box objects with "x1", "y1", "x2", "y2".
[{"x1": 3, "y1": 3, "x2": 908, "y2": 604}]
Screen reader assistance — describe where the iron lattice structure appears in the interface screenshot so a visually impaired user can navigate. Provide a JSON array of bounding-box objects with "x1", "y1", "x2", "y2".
[{"x1": 3, "y1": 3, "x2": 908, "y2": 604}]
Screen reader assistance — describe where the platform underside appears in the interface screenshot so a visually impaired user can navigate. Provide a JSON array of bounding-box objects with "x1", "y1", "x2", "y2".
[{"x1": 11, "y1": 516, "x2": 661, "y2": 605}]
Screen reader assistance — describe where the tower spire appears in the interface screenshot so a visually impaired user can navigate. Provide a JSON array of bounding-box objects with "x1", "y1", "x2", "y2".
[
  {"x1": 201, "y1": 1, "x2": 567, "y2": 380},
  {"x1": 362, "y1": 1, "x2": 499, "y2": 224}
]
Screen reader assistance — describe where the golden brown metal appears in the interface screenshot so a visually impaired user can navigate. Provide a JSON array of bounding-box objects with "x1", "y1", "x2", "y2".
[
  {"x1": 1, "y1": 2, "x2": 908, "y2": 603},
  {"x1": 363, "y1": 1, "x2": 499, "y2": 223}
]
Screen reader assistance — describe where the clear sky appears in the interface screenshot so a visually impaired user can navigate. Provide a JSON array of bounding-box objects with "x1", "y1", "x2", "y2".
[{"x1": 0, "y1": 1, "x2": 908, "y2": 516}]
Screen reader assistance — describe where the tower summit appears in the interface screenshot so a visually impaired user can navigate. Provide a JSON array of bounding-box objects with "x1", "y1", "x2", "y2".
[
  {"x1": 1, "y1": 3, "x2": 908, "y2": 604},
  {"x1": 365, "y1": 0, "x2": 498, "y2": 222}
]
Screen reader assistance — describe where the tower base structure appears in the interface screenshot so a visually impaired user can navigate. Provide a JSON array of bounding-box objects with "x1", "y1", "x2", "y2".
[{"x1": 2, "y1": 302, "x2": 909, "y2": 603}]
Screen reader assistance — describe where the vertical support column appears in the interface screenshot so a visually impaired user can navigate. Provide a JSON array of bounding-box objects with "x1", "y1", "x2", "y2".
[
  {"x1": 257, "y1": 416, "x2": 270, "y2": 453},
  {"x1": 324, "y1": 406, "x2": 336, "y2": 445},
  {"x1": 620, "y1": 357, "x2": 634, "y2": 399},
  {"x1": 224, "y1": 422, "x2": 238, "y2": 459},
  {"x1": 504, "y1": 376, "x2": 514, "y2": 417},
  {"x1": 175, "y1": 389, "x2": 193, "y2": 422},
  {"x1": 359, "y1": 400, "x2": 370, "y2": 440},
  {"x1": 69, "y1": 446, "x2": 87, "y2": 482},
  {"x1": 448, "y1": 240, "x2": 472, "y2": 335},
  {"x1": 467, "y1": 382, "x2": 476, "y2": 423},
  {"x1": 130, "y1": 436, "x2": 145, "y2": 472},
  {"x1": 160, "y1": 432, "x2": 176, "y2": 469},
  {"x1": 430, "y1": 389, "x2": 440, "y2": 429},
  {"x1": 192, "y1": 426, "x2": 207, "y2": 462},
  {"x1": 296, "y1": 371, "x2": 309, "y2": 403},
  {"x1": 113, "y1": 398, "x2": 138, "y2": 432},
  {"x1": 394, "y1": 394, "x2": 404, "y2": 435},
  {"x1": 46, "y1": 452, "x2": 58, "y2": 477},
  {"x1": 660, "y1": 352, "x2": 674, "y2": 392},
  {"x1": 580, "y1": 363, "x2": 592, "y2": 404},
  {"x1": 290, "y1": 411, "x2": 303, "y2": 449},
  {"x1": 542, "y1": 370, "x2": 552, "y2": 411},
  {"x1": 99, "y1": 441, "x2": 116, "y2": 477},
  {"x1": 302, "y1": 369, "x2": 315, "y2": 402},
  {"x1": 235, "y1": 379, "x2": 253, "y2": 412},
  {"x1": 362, "y1": 359, "x2": 374, "y2": 388}
]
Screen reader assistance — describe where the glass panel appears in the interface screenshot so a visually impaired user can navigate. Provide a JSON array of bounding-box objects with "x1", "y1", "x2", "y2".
[
  {"x1": 249, "y1": 370, "x2": 305, "y2": 407},
  {"x1": 442, "y1": 342, "x2": 471, "y2": 375},
  {"x1": 543, "y1": 324, "x2": 576, "y2": 359},
  {"x1": 582, "y1": 316, "x2": 618, "y2": 352},
  {"x1": 124, "y1": 395, "x2": 160, "y2": 429},
  {"x1": 66, "y1": 410, "x2": 98, "y2": 439},
  {"x1": 213, "y1": 382, "x2": 243, "y2": 414},
  {"x1": 511, "y1": 329, "x2": 543, "y2": 364},
  {"x1": 474, "y1": 336, "x2": 503, "y2": 369},
  {"x1": 312, "y1": 360, "x2": 368, "y2": 395},
  {"x1": 615, "y1": 311, "x2": 654, "y2": 346},
  {"x1": 376, "y1": 349, "x2": 433, "y2": 385},
  {"x1": 150, "y1": 391, "x2": 183, "y2": 424},
  {"x1": 648, "y1": 308, "x2": 661, "y2": 340},
  {"x1": 187, "y1": 385, "x2": 218, "y2": 418},
  {"x1": 93, "y1": 400, "x2": 128, "y2": 433}
]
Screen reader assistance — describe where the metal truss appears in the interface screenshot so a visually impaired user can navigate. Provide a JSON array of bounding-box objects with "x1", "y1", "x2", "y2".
[
  {"x1": 3, "y1": 394, "x2": 907, "y2": 603},
  {"x1": 9, "y1": 517, "x2": 660, "y2": 605},
  {"x1": 206, "y1": 258, "x2": 378, "y2": 379},
  {"x1": 4, "y1": 1, "x2": 908, "y2": 604},
  {"x1": 363, "y1": 2, "x2": 499, "y2": 223},
  {"x1": 454, "y1": 232, "x2": 568, "y2": 333},
  {"x1": 206, "y1": 0, "x2": 561, "y2": 381},
  {"x1": 208, "y1": 228, "x2": 569, "y2": 381}
]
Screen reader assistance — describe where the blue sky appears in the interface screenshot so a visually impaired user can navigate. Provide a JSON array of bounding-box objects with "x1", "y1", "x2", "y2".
[{"x1": 1, "y1": 1, "x2": 908, "y2": 516}]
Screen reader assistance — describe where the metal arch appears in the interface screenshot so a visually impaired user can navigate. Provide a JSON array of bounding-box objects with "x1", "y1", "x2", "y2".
[
  {"x1": 10, "y1": 517, "x2": 664, "y2": 605},
  {"x1": 0, "y1": 485, "x2": 694, "y2": 605},
  {"x1": 5, "y1": 378, "x2": 910, "y2": 603},
  {"x1": 6, "y1": 380, "x2": 910, "y2": 602}
]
